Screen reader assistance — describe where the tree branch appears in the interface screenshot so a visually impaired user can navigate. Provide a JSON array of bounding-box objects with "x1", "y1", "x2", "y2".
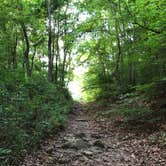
[{"x1": 133, "y1": 22, "x2": 161, "y2": 34}]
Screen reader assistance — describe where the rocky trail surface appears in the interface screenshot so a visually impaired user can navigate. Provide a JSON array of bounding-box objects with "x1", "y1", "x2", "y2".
[{"x1": 22, "y1": 103, "x2": 166, "y2": 166}]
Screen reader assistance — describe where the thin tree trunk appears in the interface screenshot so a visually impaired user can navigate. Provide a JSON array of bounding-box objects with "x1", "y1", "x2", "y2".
[
  {"x1": 110, "y1": 1, "x2": 122, "y2": 84},
  {"x1": 61, "y1": 8, "x2": 68, "y2": 85},
  {"x1": 55, "y1": 16, "x2": 60, "y2": 83},
  {"x1": 31, "y1": 46, "x2": 36, "y2": 72},
  {"x1": 61, "y1": 47, "x2": 67, "y2": 85},
  {"x1": 128, "y1": 25, "x2": 136, "y2": 85},
  {"x1": 12, "y1": 35, "x2": 17, "y2": 69},
  {"x1": 21, "y1": 22, "x2": 31, "y2": 77},
  {"x1": 47, "y1": 0, "x2": 53, "y2": 82},
  {"x1": 114, "y1": 19, "x2": 122, "y2": 84}
]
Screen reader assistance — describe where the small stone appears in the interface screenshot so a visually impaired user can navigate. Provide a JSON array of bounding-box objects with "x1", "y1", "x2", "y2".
[
  {"x1": 62, "y1": 141, "x2": 73, "y2": 149},
  {"x1": 93, "y1": 140, "x2": 105, "y2": 148},
  {"x1": 90, "y1": 146, "x2": 102, "y2": 154},
  {"x1": 45, "y1": 146, "x2": 54, "y2": 153},
  {"x1": 82, "y1": 150, "x2": 93, "y2": 157},
  {"x1": 75, "y1": 132, "x2": 86, "y2": 138},
  {"x1": 62, "y1": 138, "x2": 89, "y2": 150},
  {"x1": 57, "y1": 158, "x2": 70, "y2": 164},
  {"x1": 91, "y1": 133, "x2": 102, "y2": 139},
  {"x1": 74, "y1": 139, "x2": 89, "y2": 149}
]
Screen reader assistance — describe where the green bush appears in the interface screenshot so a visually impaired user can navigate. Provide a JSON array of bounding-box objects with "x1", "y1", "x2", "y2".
[{"x1": 0, "y1": 74, "x2": 73, "y2": 165}]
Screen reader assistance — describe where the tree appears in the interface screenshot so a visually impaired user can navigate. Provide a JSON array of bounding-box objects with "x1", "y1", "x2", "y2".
[{"x1": 47, "y1": 0, "x2": 53, "y2": 82}]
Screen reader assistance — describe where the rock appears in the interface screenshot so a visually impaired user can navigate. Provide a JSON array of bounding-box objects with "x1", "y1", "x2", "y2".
[
  {"x1": 74, "y1": 139, "x2": 90, "y2": 149},
  {"x1": 63, "y1": 134, "x2": 74, "y2": 141},
  {"x1": 75, "y1": 132, "x2": 86, "y2": 138},
  {"x1": 82, "y1": 150, "x2": 93, "y2": 157},
  {"x1": 91, "y1": 133, "x2": 102, "y2": 139},
  {"x1": 45, "y1": 146, "x2": 54, "y2": 154},
  {"x1": 62, "y1": 142, "x2": 73, "y2": 149},
  {"x1": 57, "y1": 158, "x2": 70, "y2": 164},
  {"x1": 93, "y1": 140, "x2": 105, "y2": 148},
  {"x1": 90, "y1": 146, "x2": 103, "y2": 154},
  {"x1": 62, "y1": 138, "x2": 89, "y2": 150}
]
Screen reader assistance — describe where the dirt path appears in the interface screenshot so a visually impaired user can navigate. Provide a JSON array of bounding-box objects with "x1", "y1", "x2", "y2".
[{"x1": 22, "y1": 104, "x2": 166, "y2": 166}]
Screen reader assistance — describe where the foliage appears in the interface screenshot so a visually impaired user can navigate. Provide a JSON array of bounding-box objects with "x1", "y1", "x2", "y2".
[
  {"x1": 0, "y1": 74, "x2": 73, "y2": 165},
  {"x1": 0, "y1": 0, "x2": 165, "y2": 163},
  {"x1": 77, "y1": 0, "x2": 166, "y2": 102},
  {"x1": 0, "y1": 1, "x2": 74, "y2": 164}
]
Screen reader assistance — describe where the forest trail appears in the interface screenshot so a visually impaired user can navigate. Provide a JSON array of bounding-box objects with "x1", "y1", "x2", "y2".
[{"x1": 22, "y1": 103, "x2": 166, "y2": 166}]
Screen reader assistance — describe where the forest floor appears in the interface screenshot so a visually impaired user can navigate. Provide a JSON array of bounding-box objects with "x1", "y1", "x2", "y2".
[{"x1": 22, "y1": 103, "x2": 166, "y2": 166}]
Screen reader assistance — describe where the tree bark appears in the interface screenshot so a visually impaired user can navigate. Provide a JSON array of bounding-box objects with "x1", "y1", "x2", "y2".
[
  {"x1": 61, "y1": 6, "x2": 68, "y2": 85},
  {"x1": 21, "y1": 22, "x2": 31, "y2": 77},
  {"x1": 47, "y1": 0, "x2": 53, "y2": 82},
  {"x1": 55, "y1": 15, "x2": 60, "y2": 83},
  {"x1": 11, "y1": 32, "x2": 18, "y2": 69},
  {"x1": 31, "y1": 46, "x2": 36, "y2": 72},
  {"x1": 114, "y1": 19, "x2": 122, "y2": 84}
]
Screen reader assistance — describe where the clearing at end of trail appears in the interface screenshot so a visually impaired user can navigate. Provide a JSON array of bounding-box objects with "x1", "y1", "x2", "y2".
[{"x1": 22, "y1": 103, "x2": 166, "y2": 166}]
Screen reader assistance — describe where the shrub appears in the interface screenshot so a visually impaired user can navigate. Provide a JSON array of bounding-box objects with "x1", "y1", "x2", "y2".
[{"x1": 0, "y1": 74, "x2": 73, "y2": 165}]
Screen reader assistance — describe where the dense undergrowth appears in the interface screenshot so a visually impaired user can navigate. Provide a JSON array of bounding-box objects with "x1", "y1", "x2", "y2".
[
  {"x1": 0, "y1": 73, "x2": 73, "y2": 165},
  {"x1": 85, "y1": 77, "x2": 166, "y2": 124},
  {"x1": 86, "y1": 84, "x2": 166, "y2": 146}
]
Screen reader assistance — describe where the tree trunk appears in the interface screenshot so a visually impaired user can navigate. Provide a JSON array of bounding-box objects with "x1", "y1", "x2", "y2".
[
  {"x1": 55, "y1": 16, "x2": 60, "y2": 83},
  {"x1": 21, "y1": 22, "x2": 31, "y2": 77},
  {"x1": 47, "y1": 0, "x2": 53, "y2": 82},
  {"x1": 61, "y1": 47, "x2": 67, "y2": 85},
  {"x1": 114, "y1": 19, "x2": 122, "y2": 84},
  {"x1": 12, "y1": 35, "x2": 17, "y2": 69},
  {"x1": 61, "y1": 8, "x2": 68, "y2": 85},
  {"x1": 31, "y1": 46, "x2": 36, "y2": 73}
]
